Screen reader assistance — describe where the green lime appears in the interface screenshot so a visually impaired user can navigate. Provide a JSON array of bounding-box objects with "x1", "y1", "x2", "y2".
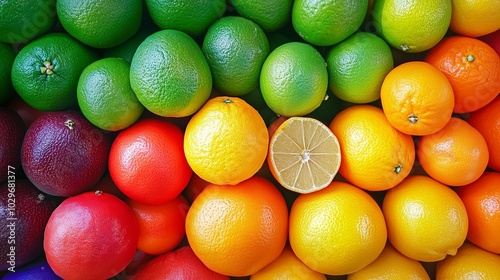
[
  {"x1": 102, "y1": 24, "x2": 158, "y2": 64},
  {"x1": 57, "y1": 0, "x2": 142, "y2": 48},
  {"x1": 11, "y1": 33, "x2": 98, "y2": 111},
  {"x1": 292, "y1": 0, "x2": 369, "y2": 46},
  {"x1": 0, "y1": 42, "x2": 16, "y2": 104},
  {"x1": 77, "y1": 58, "x2": 144, "y2": 131},
  {"x1": 0, "y1": 0, "x2": 57, "y2": 44},
  {"x1": 145, "y1": 0, "x2": 226, "y2": 38},
  {"x1": 229, "y1": 0, "x2": 293, "y2": 32},
  {"x1": 326, "y1": 32, "x2": 394, "y2": 104},
  {"x1": 372, "y1": 0, "x2": 452, "y2": 52},
  {"x1": 203, "y1": 16, "x2": 270, "y2": 96},
  {"x1": 260, "y1": 42, "x2": 328, "y2": 117},
  {"x1": 130, "y1": 29, "x2": 212, "y2": 118}
]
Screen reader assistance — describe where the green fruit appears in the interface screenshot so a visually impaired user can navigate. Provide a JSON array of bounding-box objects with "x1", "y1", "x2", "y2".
[
  {"x1": 203, "y1": 16, "x2": 270, "y2": 96},
  {"x1": 0, "y1": 0, "x2": 57, "y2": 44},
  {"x1": 260, "y1": 42, "x2": 328, "y2": 117},
  {"x1": 230, "y1": 0, "x2": 293, "y2": 32},
  {"x1": 145, "y1": 0, "x2": 226, "y2": 38},
  {"x1": 77, "y1": 58, "x2": 144, "y2": 131},
  {"x1": 326, "y1": 32, "x2": 394, "y2": 103},
  {"x1": 372, "y1": 0, "x2": 452, "y2": 52},
  {"x1": 292, "y1": 0, "x2": 369, "y2": 46},
  {"x1": 57, "y1": 0, "x2": 142, "y2": 48},
  {"x1": 11, "y1": 33, "x2": 98, "y2": 111},
  {"x1": 130, "y1": 29, "x2": 212, "y2": 117}
]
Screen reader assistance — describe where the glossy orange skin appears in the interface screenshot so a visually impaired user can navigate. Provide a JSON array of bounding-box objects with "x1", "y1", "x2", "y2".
[
  {"x1": 456, "y1": 172, "x2": 500, "y2": 254},
  {"x1": 425, "y1": 36, "x2": 500, "y2": 113},
  {"x1": 108, "y1": 118, "x2": 192, "y2": 205},
  {"x1": 329, "y1": 105, "x2": 415, "y2": 191},
  {"x1": 467, "y1": 96, "x2": 500, "y2": 172},
  {"x1": 380, "y1": 61, "x2": 454, "y2": 136},
  {"x1": 128, "y1": 195, "x2": 189, "y2": 255},
  {"x1": 44, "y1": 191, "x2": 139, "y2": 280},
  {"x1": 417, "y1": 117, "x2": 489, "y2": 186},
  {"x1": 185, "y1": 176, "x2": 288, "y2": 277}
]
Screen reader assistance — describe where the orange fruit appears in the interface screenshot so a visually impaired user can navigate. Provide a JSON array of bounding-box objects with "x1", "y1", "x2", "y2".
[
  {"x1": 467, "y1": 96, "x2": 500, "y2": 172},
  {"x1": 185, "y1": 176, "x2": 288, "y2": 277},
  {"x1": 380, "y1": 61, "x2": 455, "y2": 136},
  {"x1": 425, "y1": 36, "x2": 500, "y2": 113},
  {"x1": 449, "y1": 0, "x2": 500, "y2": 37},
  {"x1": 417, "y1": 117, "x2": 489, "y2": 186},
  {"x1": 329, "y1": 105, "x2": 415, "y2": 191},
  {"x1": 131, "y1": 246, "x2": 229, "y2": 280},
  {"x1": 456, "y1": 172, "x2": 500, "y2": 254},
  {"x1": 250, "y1": 246, "x2": 326, "y2": 280},
  {"x1": 184, "y1": 96, "x2": 269, "y2": 185},
  {"x1": 289, "y1": 181, "x2": 387, "y2": 275},
  {"x1": 436, "y1": 242, "x2": 500, "y2": 279},
  {"x1": 267, "y1": 117, "x2": 341, "y2": 194},
  {"x1": 347, "y1": 242, "x2": 430, "y2": 280},
  {"x1": 108, "y1": 118, "x2": 192, "y2": 205},
  {"x1": 127, "y1": 195, "x2": 189, "y2": 255},
  {"x1": 44, "y1": 191, "x2": 139, "y2": 280},
  {"x1": 382, "y1": 175, "x2": 468, "y2": 262}
]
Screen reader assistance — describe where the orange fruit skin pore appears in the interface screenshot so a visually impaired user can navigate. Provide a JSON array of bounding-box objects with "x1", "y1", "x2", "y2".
[
  {"x1": 425, "y1": 36, "x2": 500, "y2": 113},
  {"x1": 417, "y1": 117, "x2": 489, "y2": 187},
  {"x1": 456, "y1": 172, "x2": 500, "y2": 254},
  {"x1": 329, "y1": 105, "x2": 415, "y2": 191},
  {"x1": 185, "y1": 176, "x2": 288, "y2": 277}
]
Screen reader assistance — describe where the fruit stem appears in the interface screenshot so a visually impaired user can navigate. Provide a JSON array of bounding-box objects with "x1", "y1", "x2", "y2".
[
  {"x1": 222, "y1": 98, "x2": 232, "y2": 104},
  {"x1": 408, "y1": 115, "x2": 418, "y2": 123},
  {"x1": 94, "y1": 190, "x2": 103, "y2": 195},
  {"x1": 466, "y1": 55, "x2": 474, "y2": 62},
  {"x1": 64, "y1": 119, "x2": 75, "y2": 130},
  {"x1": 394, "y1": 163, "x2": 403, "y2": 174},
  {"x1": 41, "y1": 61, "x2": 54, "y2": 75}
]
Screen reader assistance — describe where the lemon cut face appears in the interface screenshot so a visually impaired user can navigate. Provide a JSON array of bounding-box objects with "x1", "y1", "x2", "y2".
[{"x1": 268, "y1": 117, "x2": 341, "y2": 193}]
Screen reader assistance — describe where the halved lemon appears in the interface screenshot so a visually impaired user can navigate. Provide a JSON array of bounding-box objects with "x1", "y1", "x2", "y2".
[{"x1": 268, "y1": 117, "x2": 341, "y2": 193}]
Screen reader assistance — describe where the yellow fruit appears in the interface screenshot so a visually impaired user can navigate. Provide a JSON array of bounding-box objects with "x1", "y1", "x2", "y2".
[
  {"x1": 372, "y1": 0, "x2": 452, "y2": 52},
  {"x1": 329, "y1": 105, "x2": 415, "y2": 191},
  {"x1": 449, "y1": 0, "x2": 500, "y2": 37},
  {"x1": 289, "y1": 181, "x2": 387, "y2": 275},
  {"x1": 267, "y1": 117, "x2": 341, "y2": 194},
  {"x1": 184, "y1": 96, "x2": 269, "y2": 185},
  {"x1": 436, "y1": 242, "x2": 500, "y2": 279},
  {"x1": 382, "y1": 175, "x2": 468, "y2": 262},
  {"x1": 347, "y1": 242, "x2": 430, "y2": 280},
  {"x1": 250, "y1": 246, "x2": 326, "y2": 280}
]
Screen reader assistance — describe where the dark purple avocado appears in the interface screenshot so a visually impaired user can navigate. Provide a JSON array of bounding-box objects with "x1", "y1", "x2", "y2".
[{"x1": 21, "y1": 111, "x2": 110, "y2": 197}]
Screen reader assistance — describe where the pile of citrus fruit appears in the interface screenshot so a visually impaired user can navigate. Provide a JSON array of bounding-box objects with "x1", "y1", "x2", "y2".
[{"x1": 1, "y1": 0, "x2": 499, "y2": 279}]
